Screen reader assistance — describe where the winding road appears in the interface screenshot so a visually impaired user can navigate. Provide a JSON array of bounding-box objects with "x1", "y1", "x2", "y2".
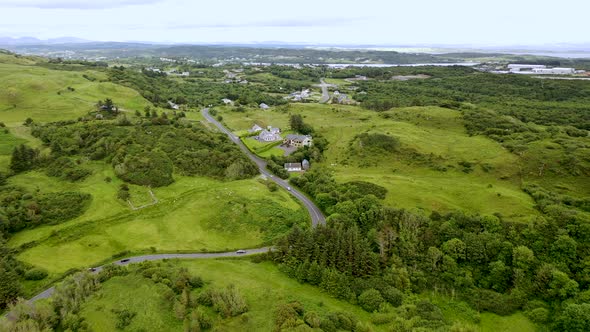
[
  {"x1": 201, "y1": 108, "x2": 325, "y2": 226},
  {"x1": 24, "y1": 109, "x2": 326, "y2": 304},
  {"x1": 28, "y1": 247, "x2": 272, "y2": 303}
]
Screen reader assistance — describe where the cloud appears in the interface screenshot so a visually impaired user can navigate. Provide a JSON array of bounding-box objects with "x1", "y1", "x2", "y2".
[{"x1": 0, "y1": 0, "x2": 165, "y2": 9}]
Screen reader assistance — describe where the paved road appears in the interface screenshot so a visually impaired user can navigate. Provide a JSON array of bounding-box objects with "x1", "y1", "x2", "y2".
[
  {"x1": 315, "y1": 78, "x2": 336, "y2": 103},
  {"x1": 201, "y1": 108, "x2": 326, "y2": 226},
  {"x1": 25, "y1": 110, "x2": 326, "y2": 305},
  {"x1": 28, "y1": 247, "x2": 272, "y2": 303}
]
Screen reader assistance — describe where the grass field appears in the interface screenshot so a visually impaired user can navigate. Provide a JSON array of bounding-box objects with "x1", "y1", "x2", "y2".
[
  {"x1": 0, "y1": 128, "x2": 26, "y2": 170},
  {"x1": 0, "y1": 61, "x2": 151, "y2": 125},
  {"x1": 242, "y1": 136, "x2": 285, "y2": 157},
  {"x1": 78, "y1": 259, "x2": 537, "y2": 332},
  {"x1": 7, "y1": 165, "x2": 307, "y2": 285},
  {"x1": 217, "y1": 104, "x2": 539, "y2": 220}
]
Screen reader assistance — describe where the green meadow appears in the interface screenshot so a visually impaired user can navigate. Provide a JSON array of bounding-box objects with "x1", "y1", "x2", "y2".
[
  {"x1": 0, "y1": 62, "x2": 150, "y2": 125},
  {"x1": 8, "y1": 169, "x2": 306, "y2": 277},
  {"x1": 78, "y1": 258, "x2": 536, "y2": 332},
  {"x1": 216, "y1": 104, "x2": 538, "y2": 220}
]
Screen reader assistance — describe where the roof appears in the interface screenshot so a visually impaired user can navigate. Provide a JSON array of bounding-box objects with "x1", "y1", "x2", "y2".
[
  {"x1": 285, "y1": 134, "x2": 311, "y2": 141},
  {"x1": 284, "y1": 163, "x2": 302, "y2": 168}
]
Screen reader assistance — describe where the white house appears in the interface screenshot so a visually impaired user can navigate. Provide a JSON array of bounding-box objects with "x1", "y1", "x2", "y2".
[
  {"x1": 222, "y1": 98, "x2": 233, "y2": 105},
  {"x1": 284, "y1": 163, "x2": 303, "y2": 172},
  {"x1": 259, "y1": 103, "x2": 270, "y2": 110},
  {"x1": 283, "y1": 134, "x2": 313, "y2": 148},
  {"x1": 249, "y1": 124, "x2": 263, "y2": 133}
]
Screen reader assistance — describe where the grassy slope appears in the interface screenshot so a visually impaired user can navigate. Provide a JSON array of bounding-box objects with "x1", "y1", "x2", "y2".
[
  {"x1": 0, "y1": 129, "x2": 26, "y2": 170},
  {"x1": 8, "y1": 167, "x2": 306, "y2": 276},
  {"x1": 0, "y1": 62, "x2": 151, "y2": 125},
  {"x1": 79, "y1": 259, "x2": 537, "y2": 332},
  {"x1": 218, "y1": 104, "x2": 537, "y2": 220}
]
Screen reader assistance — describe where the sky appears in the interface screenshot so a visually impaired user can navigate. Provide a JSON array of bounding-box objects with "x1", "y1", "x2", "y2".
[{"x1": 0, "y1": 0, "x2": 589, "y2": 46}]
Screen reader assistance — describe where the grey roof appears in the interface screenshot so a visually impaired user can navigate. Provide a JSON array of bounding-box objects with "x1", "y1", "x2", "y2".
[
  {"x1": 284, "y1": 163, "x2": 302, "y2": 168},
  {"x1": 285, "y1": 134, "x2": 311, "y2": 141}
]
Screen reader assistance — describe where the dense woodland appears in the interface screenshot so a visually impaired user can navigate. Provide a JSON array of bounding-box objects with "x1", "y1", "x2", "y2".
[{"x1": 276, "y1": 167, "x2": 590, "y2": 330}]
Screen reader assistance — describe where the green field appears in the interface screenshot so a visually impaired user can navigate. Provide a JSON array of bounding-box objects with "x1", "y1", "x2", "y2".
[
  {"x1": 0, "y1": 62, "x2": 151, "y2": 125},
  {"x1": 77, "y1": 259, "x2": 537, "y2": 332},
  {"x1": 8, "y1": 169, "x2": 306, "y2": 278},
  {"x1": 217, "y1": 104, "x2": 539, "y2": 220},
  {"x1": 242, "y1": 136, "x2": 285, "y2": 157}
]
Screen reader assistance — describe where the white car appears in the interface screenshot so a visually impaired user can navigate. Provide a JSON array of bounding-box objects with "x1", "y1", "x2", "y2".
[
  {"x1": 236, "y1": 250, "x2": 247, "y2": 254},
  {"x1": 287, "y1": 187, "x2": 292, "y2": 191}
]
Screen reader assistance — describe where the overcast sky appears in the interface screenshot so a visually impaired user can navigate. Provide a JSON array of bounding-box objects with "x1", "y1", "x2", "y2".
[{"x1": 0, "y1": 0, "x2": 589, "y2": 46}]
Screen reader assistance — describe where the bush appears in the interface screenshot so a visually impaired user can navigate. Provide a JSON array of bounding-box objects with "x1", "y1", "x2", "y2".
[
  {"x1": 112, "y1": 309, "x2": 136, "y2": 329},
  {"x1": 382, "y1": 287, "x2": 403, "y2": 307},
  {"x1": 358, "y1": 289, "x2": 385, "y2": 312},
  {"x1": 37, "y1": 192, "x2": 92, "y2": 224},
  {"x1": 24, "y1": 268, "x2": 48, "y2": 281},
  {"x1": 210, "y1": 285, "x2": 248, "y2": 318}
]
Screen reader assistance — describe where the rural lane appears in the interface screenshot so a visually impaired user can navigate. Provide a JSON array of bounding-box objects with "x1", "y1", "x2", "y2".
[
  {"x1": 201, "y1": 108, "x2": 326, "y2": 226},
  {"x1": 24, "y1": 109, "x2": 326, "y2": 305},
  {"x1": 28, "y1": 247, "x2": 272, "y2": 303},
  {"x1": 316, "y1": 78, "x2": 335, "y2": 103}
]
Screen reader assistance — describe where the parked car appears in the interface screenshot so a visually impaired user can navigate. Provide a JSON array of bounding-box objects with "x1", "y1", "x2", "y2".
[{"x1": 236, "y1": 250, "x2": 247, "y2": 254}]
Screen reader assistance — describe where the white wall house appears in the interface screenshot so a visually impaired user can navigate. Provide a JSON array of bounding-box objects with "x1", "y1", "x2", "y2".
[{"x1": 284, "y1": 163, "x2": 303, "y2": 172}]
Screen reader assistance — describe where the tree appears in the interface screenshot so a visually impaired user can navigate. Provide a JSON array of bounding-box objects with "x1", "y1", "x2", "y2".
[
  {"x1": 0, "y1": 263, "x2": 20, "y2": 309},
  {"x1": 9, "y1": 144, "x2": 39, "y2": 173},
  {"x1": 358, "y1": 288, "x2": 385, "y2": 312},
  {"x1": 290, "y1": 114, "x2": 304, "y2": 132},
  {"x1": 513, "y1": 246, "x2": 535, "y2": 271},
  {"x1": 554, "y1": 303, "x2": 590, "y2": 332},
  {"x1": 442, "y1": 238, "x2": 466, "y2": 261}
]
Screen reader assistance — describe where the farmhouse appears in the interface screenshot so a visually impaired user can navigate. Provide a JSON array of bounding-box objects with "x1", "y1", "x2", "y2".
[
  {"x1": 283, "y1": 134, "x2": 313, "y2": 148},
  {"x1": 284, "y1": 163, "x2": 303, "y2": 172}
]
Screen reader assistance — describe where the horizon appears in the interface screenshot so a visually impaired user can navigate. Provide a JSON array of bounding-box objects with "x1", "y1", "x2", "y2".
[{"x1": 1, "y1": 0, "x2": 589, "y2": 47}]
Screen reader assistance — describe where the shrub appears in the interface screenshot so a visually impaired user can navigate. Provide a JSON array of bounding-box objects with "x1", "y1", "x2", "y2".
[
  {"x1": 382, "y1": 287, "x2": 403, "y2": 307},
  {"x1": 112, "y1": 309, "x2": 136, "y2": 329},
  {"x1": 210, "y1": 285, "x2": 248, "y2": 318},
  {"x1": 358, "y1": 289, "x2": 385, "y2": 312},
  {"x1": 24, "y1": 268, "x2": 48, "y2": 281}
]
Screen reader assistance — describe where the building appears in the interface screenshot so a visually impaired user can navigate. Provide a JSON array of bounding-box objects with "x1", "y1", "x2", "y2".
[
  {"x1": 283, "y1": 134, "x2": 313, "y2": 148},
  {"x1": 249, "y1": 124, "x2": 263, "y2": 133},
  {"x1": 168, "y1": 101, "x2": 179, "y2": 110},
  {"x1": 284, "y1": 163, "x2": 303, "y2": 172},
  {"x1": 259, "y1": 103, "x2": 270, "y2": 110},
  {"x1": 532, "y1": 67, "x2": 576, "y2": 75},
  {"x1": 222, "y1": 98, "x2": 233, "y2": 105},
  {"x1": 258, "y1": 130, "x2": 281, "y2": 142},
  {"x1": 302, "y1": 159, "x2": 310, "y2": 170}
]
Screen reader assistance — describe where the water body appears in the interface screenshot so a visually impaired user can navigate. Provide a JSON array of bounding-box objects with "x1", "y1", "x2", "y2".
[
  {"x1": 243, "y1": 62, "x2": 480, "y2": 68},
  {"x1": 323, "y1": 62, "x2": 480, "y2": 68}
]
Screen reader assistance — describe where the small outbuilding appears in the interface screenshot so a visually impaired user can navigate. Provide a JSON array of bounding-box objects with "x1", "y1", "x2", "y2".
[
  {"x1": 302, "y1": 159, "x2": 310, "y2": 170},
  {"x1": 284, "y1": 163, "x2": 303, "y2": 172},
  {"x1": 259, "y1": 103, "x2": 270, "y2": 110}
]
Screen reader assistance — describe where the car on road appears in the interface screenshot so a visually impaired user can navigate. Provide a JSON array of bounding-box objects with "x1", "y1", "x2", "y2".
[
  {"x1": 88, "y1": 267, "x2": 97, "y2": 272},
  {"x1": 287, "y1": 187, "x2": 292, "y2": 191},
  {"x1": 120, "y1": 259, "x2": 130, "y2": 263},
  {"x1": 236, "y1": 250, "x2": 247, "y2": 254}
]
